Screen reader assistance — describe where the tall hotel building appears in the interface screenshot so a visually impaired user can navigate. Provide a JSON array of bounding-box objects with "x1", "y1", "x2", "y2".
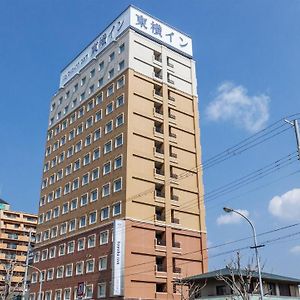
[{"x1": 31, "y1": 6, "x2": 207, "y2": 300}]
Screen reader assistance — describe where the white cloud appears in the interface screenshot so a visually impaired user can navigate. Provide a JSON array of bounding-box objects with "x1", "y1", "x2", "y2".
[
  {"x1": 217, "y1": 209, "x2": 250, "y2": 225},
  {"x1": 268, "y1": 188, "x2": 300, "y2": 221},
  {"x1": 290, "y1": 245, "x2": 300, "y2": 254},
  {"x1": 206, "y1": 81, "x2": 270, "y2": 133}
]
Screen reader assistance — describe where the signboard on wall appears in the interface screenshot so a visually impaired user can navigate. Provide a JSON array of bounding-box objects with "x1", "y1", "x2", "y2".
[
  {"x1": 112, "y1": 219, "x2": 125, "y2": 296},
  {"x1": 59, "y1": 6, "x2": 192, "y2": 87}
]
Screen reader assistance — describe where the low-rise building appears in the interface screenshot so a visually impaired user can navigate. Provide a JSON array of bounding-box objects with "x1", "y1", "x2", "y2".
[
  {"x1": 0, "y1": 199, "x2": 37, "y2": 297},
  {"x1": 185, "y1": 268, "x2": 300, "y2": 300}
]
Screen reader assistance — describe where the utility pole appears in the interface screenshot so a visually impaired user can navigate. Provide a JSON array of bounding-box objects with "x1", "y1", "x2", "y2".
[{"x1": 285, "y1": 119, "x2": 300, "y2": 160}]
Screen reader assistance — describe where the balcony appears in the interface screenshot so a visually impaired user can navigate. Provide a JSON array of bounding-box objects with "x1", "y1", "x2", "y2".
[
  {"x1": 153, "y1": 52, "x2": 162, "y2": 65},
  {"x1": 153, "y1": 106, "x2": 163, "y2": 120},
  {"x1": 154, "y1": 123, "x2": 164, "y2": 139},
  {"x1": 171, "y1": 194, "x2": 180, "y2": 207},
  {"x1": 170, "y1": 152, "x2": 178, "y2": 164},
  {"x1": 154, "y1": 143, "x2": 164, "y2": 159},
  {"x1": 154, "y1": 207, "x2": 166, "y2": 223},
  {"x1": 170, "y1": 172, "x2": 178, "y2": 184},
  {"x1": 153, "y1": 68, "x2": 163, "y2": 82},
  {"x1": 154, "y1": 238, "x2": 166, "y2": 253},
  {"x1": 172, "y1": 241, "x2": 182, "y2": 254},
  {"x1": 153, "y1": 85, "x2": 163, "y2": 100},
  {"x1": 155, "y1": 264, "x2": 167, "y2": 278}
]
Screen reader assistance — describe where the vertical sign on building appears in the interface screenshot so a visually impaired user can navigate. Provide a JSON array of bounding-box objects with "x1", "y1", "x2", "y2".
[{"x1": 112, "y1": 220, "x2": 125, "y2": 296}]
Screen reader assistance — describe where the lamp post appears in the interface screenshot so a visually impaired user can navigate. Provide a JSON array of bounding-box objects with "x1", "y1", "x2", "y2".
[{"x1": 223, "y1": 207, "x2": 264, "y2": 300}]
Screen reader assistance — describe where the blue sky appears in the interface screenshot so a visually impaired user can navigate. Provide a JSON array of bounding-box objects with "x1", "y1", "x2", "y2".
[{"x1": 0, "y1": 0, "x2": 299, "y2": 277}]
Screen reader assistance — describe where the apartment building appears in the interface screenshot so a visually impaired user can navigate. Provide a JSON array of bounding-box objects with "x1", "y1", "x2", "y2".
[
  {"x1": 0, "y1": 199, "x2": 37, "y2": 295},
  {"x1": 30, "y1": 6, "x2": 207, "y2": 300}
]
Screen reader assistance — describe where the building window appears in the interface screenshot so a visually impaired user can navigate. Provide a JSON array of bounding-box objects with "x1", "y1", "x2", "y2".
[
  {"x1": 47, "y1": 268, "x2": 54, "y2": 281},
  {"x1": 86, "y1": 117, "x2": 93, "y2": 129},
  {"x1": 98, "y1": 77, "x2": 104, "y2": 88},
  {"x1": 56, "y1": 266, "x2": 64, "y2": 279},
  {"x1": 104, "y1": 120, "x2": 113, "y2": 134},
  {"x1": 94, "y1": 128, "x2": 101, "y2": 141},
  {"x1": 99, "y1": 230, "x2": 109, "y2": 245},
  {"x1": 90, "y1": 189, "x2": 98, "y2": 202},
  {"x1": 116, "y1": 94, "x2": 124, "y2": 107},
  {"x1": 77, "y1": 123, "x2": 83, "y2": 135},
  {"x1": 115, "y1": 113, "x2": 124, "y2": 127},
  {"x1": 119, "y1": 43, "x2": 125, "y2": 53},
  {"x1": 67, "y1": 241, "x2": 75, "y2": 254},
  {"x1": 69, "y1": 219, "x2": 76, "y2": 232},
  {"x1": 109, "y1": 52, "x2": 115, "y2": 62},
  {"x1": 99, "y1": 61, "x2": 104, "y2": 71},
  {"x1": 86, "y1": 259, "x2": 95, "y2": 273},
  {"x1": 114, "y1": 155, "x2": 123, "y2": 169},
  {"x1": 85, "y1": 134, "x2": 92, "y2": 146},
  {"x1": 118, "y1": 60, "x2": 125, "y2": 71},
  {"x1": 80, "y1": 194, "x2": 88, "y2": 207},
  {"x1": 89, "y1": 212, "x2": 97, "y2": 225},
  {"x1": 91, "y1": 168, "x2": 99, "y2": 181},
  {"x1": 77, "y1": 238, "x2": 85, "y2": 251},
  {"x1": 45, "y1": 291, "x2": 52, "y2": 300},
  {"x1": 85, "y1": 285, "x2": 93, "y2": 299},
  {"x1": 41, "y1": 249, "x2": 48, "y2": 261},
  {"x1": 60, "y1": 222, "x2": 67, "y2": 235},
  {"x1": 73, "y1": 159, "x2": 81, "y2": 171},
  {"x1": 107, "y1": 84, "x2": 114, "y2": 97},
  {"x1": 64, "y1": 289, "x2": 71, "y2": 300},
  {"x1": 51, "y1": 227, "x2": 58, "y2": 238},
  {"x1": 93, "y1": 148, "x2": 100, "y2": 160},
  {"x1": 87, "y1": 234, "x2": 96, "y2": 248},
  {"x1": 70, "y1": 198, "x2": 78, "y2": 211},
  {"x1": 81, "y1": 77, "x2": 86, "y2": 86},
  {"x1": 90, "y1": 68, "x2": 95, "y2": 78},
  {"x1": 74, "y1": 83, "x2": 78, "y2": 92},
  {"x1": 98, "y1": 256, "x2": 107, "y2": 271},
  {"x1": 103, "y1": 161, "x2": 111, "y2": 175},
  {"x1": 65, "y1": 264, "x2": 73, "y2": 277},
  {"x1": 78, "y1": 107, "x2": 84, "y2": 118},
  {"x1": 100, "y1": 207, "x2": 109, "y2": 221},
  {"x1": 82, "y1": 173, "x2": 89, "y2": 186},
  {"x1": 67, "y1": 146, "x2": 74, "y2": 158},
  {"x1": 58, "y1": 244, "x2": 66, "y2": 256},
  {"x1": 55, "y1": 290, "x2": 62, "y2": 300},
  {"x1": 87, "y1": 100, "x2": 94, "y2": 111},
  {"x1": 104, "y1": 141, "x2": 112, "y2": 154},
  {"x1": 106, "y1": 102, "x2": 113, "y2": 115},
  {"x1": 79, "y1": 215, "x2": 87, "y2": 228},
  {"x1": 83, "y1": 153, "x2": 91, "y2": 166},
  {"x1": 113, "y1": 178, "x2": 122, "y2": 192},
  {"x1": 72, "y1": 178, "x2": 79, "y2": 190},
  {"x1": 95, "y1": 110, "x2": 102, "y2": 122},
  {"x1": 49, "y1": 246, "x2": 56, "y2": 259},
  {"x1": 80, "y1": 92, "x2": 85, "y2": 101},
  {"x1": 97, "y1": 282, "x2": 106, "y2": 298},
  {"x1": 102, "y1": 183, "x2": 110, "y2": 198},
  {"x1": 96, "y1": 93, "x2": 103, "y2": 105},
  {"x1": 63, "y1": 182, "x2": 70, "y2": 194},
  {"x1": 75, "y1": 261, "x2": 84, "y2": 275},
  {"x1": 112, "y1": 202, "x2": 121, "y2": 216},
  {"x1": 115, "y1": 134, "x2": 123, "y2": 148},
  {"x1": 62, "y1": 202, "x2": 69, "y2": 214}
]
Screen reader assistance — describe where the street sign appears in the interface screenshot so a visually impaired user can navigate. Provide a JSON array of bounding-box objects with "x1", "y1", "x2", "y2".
[{"x1": 77, "y1": 282, "x2": 85, "y2": 297}]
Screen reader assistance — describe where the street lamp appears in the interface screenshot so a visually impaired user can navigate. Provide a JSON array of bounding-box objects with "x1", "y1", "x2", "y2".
[{"x1": 223, "y1": 207, "x2": 264, "y2": 300}]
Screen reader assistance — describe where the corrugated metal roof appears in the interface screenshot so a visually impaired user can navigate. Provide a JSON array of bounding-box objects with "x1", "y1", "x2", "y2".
[{"x1": 185, "y1": 268, "x2": 300, "y2": 284}]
